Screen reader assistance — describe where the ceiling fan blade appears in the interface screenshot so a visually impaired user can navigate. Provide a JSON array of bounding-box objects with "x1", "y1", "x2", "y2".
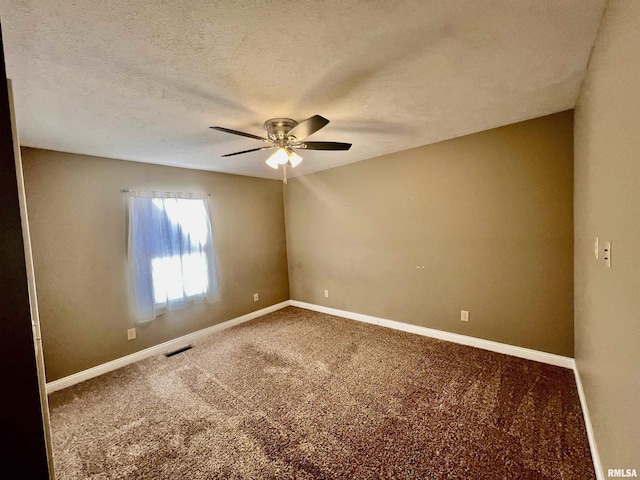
[
  {"x1": 210, "y1": 126, "x2": 270, "y2": 143},
  {"x1": 221, "y1": 146, "x2": 274, "y2": 157},
  {"x1": 297, "y1": 141, "x2": 352, "y2": 151},
  {"x1": 287, "y1": 115, "x2": 329, "y2": 141}
]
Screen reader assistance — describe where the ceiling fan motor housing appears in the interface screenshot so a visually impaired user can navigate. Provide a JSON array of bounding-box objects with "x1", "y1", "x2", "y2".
[{"x1": 264, "y1": 118, "x2": 298, "y2": 141}]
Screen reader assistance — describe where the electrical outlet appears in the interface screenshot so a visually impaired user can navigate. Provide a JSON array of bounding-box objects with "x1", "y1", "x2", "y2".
[
  {"x1": 127, "y1": 328, "x2": 136, "y2": 340},
  {"x1": 324, "y1": 289, "x2": 329, "y2": 298},
  {"x1": 460, "y1": 310, "x2": 469, "y2": 322},
  {"x1": 253, "y1": 293, "x2": 259, "y2": 302},
  {"x1": 594, "y1": 237, "x2": 599, "y2": 260}
]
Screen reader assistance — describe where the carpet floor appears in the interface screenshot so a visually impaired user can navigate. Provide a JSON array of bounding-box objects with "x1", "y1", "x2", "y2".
[{"x1": 49, "y1": 307, "x2": 595, "y2": 479}]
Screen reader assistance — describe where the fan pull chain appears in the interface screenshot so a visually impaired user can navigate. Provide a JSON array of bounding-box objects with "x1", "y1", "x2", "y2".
[{"x1": 283, "y1": 163, "x2": 288, "y2": 184}]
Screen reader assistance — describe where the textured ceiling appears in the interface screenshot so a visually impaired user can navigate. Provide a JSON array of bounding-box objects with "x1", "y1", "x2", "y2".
[{"x1": 1, "y1": 0, "x2": 606, "y2": 179}]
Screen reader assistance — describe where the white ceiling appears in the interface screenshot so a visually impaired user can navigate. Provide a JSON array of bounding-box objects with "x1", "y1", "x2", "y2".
[{"x1": 1, "y1": 0, "x2": 606, "y2": 179}]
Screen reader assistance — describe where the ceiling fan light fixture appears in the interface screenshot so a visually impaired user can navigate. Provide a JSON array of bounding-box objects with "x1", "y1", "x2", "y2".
[
  {"x1": 287, "y1": 149, "x2": 303, "y2": 168},
  {"x1": 265, "y1": 150, "x2": 281, "y2": 169},
  {"x1": 275, "y1": 148, "x2": 290, "y2": 165}
]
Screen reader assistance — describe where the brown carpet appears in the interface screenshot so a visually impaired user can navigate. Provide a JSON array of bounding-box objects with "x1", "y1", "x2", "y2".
[{"x1": 49, "y1": 307, "x2": 595, "y2": 479}]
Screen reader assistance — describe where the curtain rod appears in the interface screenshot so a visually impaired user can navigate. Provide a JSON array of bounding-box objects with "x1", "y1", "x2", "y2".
[{"x1": 121, "y1": 189, "x2": 211, "y2": 197}]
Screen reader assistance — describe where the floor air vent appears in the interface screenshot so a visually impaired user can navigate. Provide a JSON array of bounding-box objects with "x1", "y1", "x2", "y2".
[{"x1": 164, "y1": 345, "x2": 193, "y2": 357}]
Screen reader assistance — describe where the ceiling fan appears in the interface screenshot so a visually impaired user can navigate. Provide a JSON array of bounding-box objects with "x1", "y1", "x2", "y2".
[{"x1": 210, "y1": 115, "x2": 351, "y2": 182}]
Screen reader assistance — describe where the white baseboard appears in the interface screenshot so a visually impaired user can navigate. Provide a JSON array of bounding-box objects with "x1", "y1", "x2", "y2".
[
  {"x1": 46, "y1": 300, "x2": 291, "y2": 394},
  {"x1": 573, "y1": 364, "x2": 604, "y2": 480},
  {"x1": 47, "y1": 299, "x2": 573, "y2": 393},
  {"x1": 290, "y1": 300, "x2": 574, "y2": 369}
]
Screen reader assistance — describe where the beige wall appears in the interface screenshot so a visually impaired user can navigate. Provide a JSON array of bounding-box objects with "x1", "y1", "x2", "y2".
[
  {"x1": 285, "y1": 112, "x2": 574, "y2": 356},
  {"x1": 574, "y1": 1, "x2": 640, "y2": 472},
  {"x1": 22, "y1": 148, "x2": 289, "y2": 382}
]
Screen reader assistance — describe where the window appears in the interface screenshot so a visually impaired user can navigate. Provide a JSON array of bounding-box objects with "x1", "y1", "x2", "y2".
[{"x1": 128, "y1": 192, "x2": 219, "y2": 321}]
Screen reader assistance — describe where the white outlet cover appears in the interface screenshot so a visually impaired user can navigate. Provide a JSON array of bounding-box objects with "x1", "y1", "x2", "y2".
[
  {"x1": 461, "y1": 310, "x2": 470, "y2": 322},
  {"x1": 324, "y1": 290, "x2": 329, "y2": 298},
  {"x1": 253, "y1": 293, "x2": 259, "y2": 301},
  {"x1": 127, "y1": 328, "x2": 136, "y2": 340}
]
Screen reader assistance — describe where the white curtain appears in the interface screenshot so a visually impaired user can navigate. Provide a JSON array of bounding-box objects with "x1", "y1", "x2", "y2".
[{"x1": 128, "y1": 191, "x2": 219, "y2": 322}]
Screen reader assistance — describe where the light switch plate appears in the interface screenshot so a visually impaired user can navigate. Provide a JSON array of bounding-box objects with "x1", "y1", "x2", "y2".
[{"x1": 604, "y1": 241, "x2": 611, "y2": 268}]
